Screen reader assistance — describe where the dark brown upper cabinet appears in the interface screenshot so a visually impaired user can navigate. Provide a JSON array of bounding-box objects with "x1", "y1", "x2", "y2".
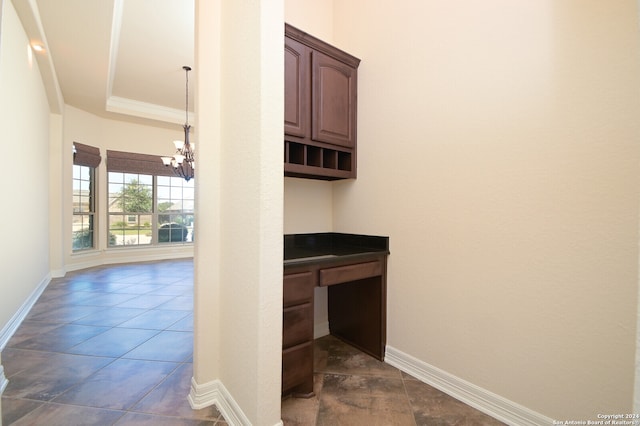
[{"x1": 284, "y1": 24, "x2": 360, "y2": 180}]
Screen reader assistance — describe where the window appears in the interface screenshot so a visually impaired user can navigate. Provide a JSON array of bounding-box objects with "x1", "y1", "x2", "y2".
[
  {"x1": 72, "y1": 142, "x2": 101, "y2": 252},
  {"x1": 108, "y1": 172, "x2": 154, "y2": 246},
  {"x1": 157, "y1": 175, "x2": 195, "y2": 243},
  {"x1": 106, "y1": 150, "x2": 194, "y2": 247},
  {"x1": 72, "y1": 165, "x2": 95, "y2": 250}
]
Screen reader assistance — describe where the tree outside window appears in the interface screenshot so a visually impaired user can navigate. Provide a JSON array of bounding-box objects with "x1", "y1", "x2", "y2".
[{"x1": 107, "y1": 172, "x2": 194, "y2": 246}]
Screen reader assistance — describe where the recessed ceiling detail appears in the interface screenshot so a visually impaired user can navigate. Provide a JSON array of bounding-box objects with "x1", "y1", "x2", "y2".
[{"x1": 31, "y1": 0, "x2": 194, "y2": 126}]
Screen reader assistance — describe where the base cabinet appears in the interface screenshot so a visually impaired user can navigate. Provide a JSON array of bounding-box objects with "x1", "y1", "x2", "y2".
[
  {"x1": 282, "y1": 272, "x2": 315, "y2": 397},
  {"x1": 282, "y1": 253, "x2": 388, "y2": 398}
]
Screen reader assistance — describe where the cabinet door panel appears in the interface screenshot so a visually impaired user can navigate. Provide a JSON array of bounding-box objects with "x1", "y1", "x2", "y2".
[
  {"x1": 283, "y1": 271, "x2": 314, "y2": 307},
  {"x1": 312, "y1": 50, "x2": 357, "y2": 148},
  {"x1": 285, "y1": 38, "x2": 309, "y2": 138},
  {"x1": 282, "y1": 342, "x2": 313, "y2": 393},
  {"x1": 283, "y1": 303, "x2": 313, "y2": 348}
]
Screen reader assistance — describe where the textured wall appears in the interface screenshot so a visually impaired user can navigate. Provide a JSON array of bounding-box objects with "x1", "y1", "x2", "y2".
[
  {"x1": 194, "y1": 0, "x2": 284, "y2": 424},
  {"x1": 0, "y1": 0, "x2": 51, "y2": 341},
  {"x1": 331, "y1": 0, "x2": 640, "y2": 420}
]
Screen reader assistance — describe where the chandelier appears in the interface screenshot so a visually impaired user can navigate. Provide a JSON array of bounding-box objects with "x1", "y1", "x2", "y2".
[{"x1": 161, "y1": 66, "x2": 195, "y2": 181}]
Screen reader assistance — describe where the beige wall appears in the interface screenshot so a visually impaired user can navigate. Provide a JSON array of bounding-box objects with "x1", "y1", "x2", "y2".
[
  {"x1": 284, "y1": 0, "x2": 338, "y2": 340},
  {"x1": 283, "y1": 0, "x2": 334, "y2": 235},
  {"x1": 193, "y1": 0, "x2": 284, "y2": 424},
  {"x1": 0, "y1": 0, "x2": 51, "y2": 338},
  {"x1": 285, "y1": 0, "x2": 334, "y2": 44},
  {"x1": 284, "y1": 0, "x2": 334, "y2": 237},
  {"x1": 330, "y1": 0, "x2": 640, "y2": 420}
]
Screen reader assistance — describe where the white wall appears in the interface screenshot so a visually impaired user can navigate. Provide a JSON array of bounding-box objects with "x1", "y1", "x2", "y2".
[
  {"x1": 331, "y1": 0, "x2": 640, "y2": 420},
  {"x1": 0, "y1": 0, "x2": 51, "y2": 338}
]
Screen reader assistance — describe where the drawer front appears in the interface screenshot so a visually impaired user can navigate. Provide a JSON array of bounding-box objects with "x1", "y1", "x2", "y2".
[
  {"x1": 282, "y1": 341, "x2": 313, "y2": 392},
  {"x1": 283, "y1": 271, "x2": 314, "y2": 307},
  {"x1": 319, "y1": 260, "x2": 381, "y2": 286},
  {"x1": 283, "y1": 303, "x2": 313, "y2": 348}
]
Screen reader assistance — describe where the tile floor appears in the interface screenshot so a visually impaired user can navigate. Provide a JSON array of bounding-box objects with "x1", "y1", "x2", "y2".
[
  {"x1": 283, "y1": 335, "x2": 505, "y2": 426},
  {"x1": 1, "y1": 259, "x2": 504, "y2": 426},
  {"x1": 1, "y1": 259, "x2": 224, "y2": 425}
]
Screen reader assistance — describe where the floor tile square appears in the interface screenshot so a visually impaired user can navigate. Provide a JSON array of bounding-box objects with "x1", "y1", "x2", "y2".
[
  {"x1": 115, "y1": 294, "x2": 176, "y2": 309},
  {"x1": 6, "y1": 401, "x2": 124, "y2": 425},
  {"x1": 132, "y1": 363, "x2": 220, "y2": 420},
  {"x1": 8, "y1": 323, "x2": 109, "y2": 352},
  {"x1": 53, "y1": 358, "x2": 179, "y2": 410},
  {"x1": 157, "y1": 295, "x2": 193, "y2": 311},
  {"x1": 4, "y1": 321, "x2": 61, "y2": 348},
  {"x1": 317, "y1": 373, "x2": 415, "y2": 426},
  {"x1": 71, "y1": 307, "x2": 147, "y2": 327},
  {"x1": 118, "y1": 309, "x2": 190, "y2": 330},
  {"x1": 67, "y1": 328, "x2": 159, "y2": 357},
  {"x1": 1, "y1": 396, "x2": 44, "y2": 424},
  {"x1": 25, "y1": 305, "x2": 107, "y2": 324},
  {"x1": 167, "y1": 313, "x2": 193, "y2": 331},
  {"x1": 123, "y1": 330, "x2": 193, "y2": 362},
  {"x1": 3, "y1": 354, "x2": 114, "y2": 401},
  {"x1": 114, "y1": 412, "x2": 216, "y2": 425}
]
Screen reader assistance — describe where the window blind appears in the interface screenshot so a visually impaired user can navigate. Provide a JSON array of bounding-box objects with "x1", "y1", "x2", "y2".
[
  {"x1": 73, "y1": 142, "x2": 102, "y2": 168},
  {"x1": 107, "y1": 150, "x2": 176, "y2": 177}
]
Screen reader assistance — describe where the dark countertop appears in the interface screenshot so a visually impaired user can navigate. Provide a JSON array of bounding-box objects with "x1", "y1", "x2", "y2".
[{"x1": 284, "y1": 232, "x2": 389, "y2": 266}]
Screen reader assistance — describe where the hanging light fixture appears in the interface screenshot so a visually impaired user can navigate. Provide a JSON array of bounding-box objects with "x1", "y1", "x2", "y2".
[{"x1": 161, "y1": 66, "x2": 195, "y2": 181}]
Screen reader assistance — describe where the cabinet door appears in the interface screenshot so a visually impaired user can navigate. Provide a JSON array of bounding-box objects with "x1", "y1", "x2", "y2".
[
  {"x1": 282, "y1": 341, "x2": 313, "y2": 395},
  {"x1": 284, "y1": 37, "x2": 309, "y2": 138},
  {"x1": 311, "y1": 50, "x2": 357, "y2": 148},
  {"x1": 283, "y1": 303, "x2": 313, "y2": 347},
  {"x1": 283, "y1": 271, "x2": 314, "y2": 307}
]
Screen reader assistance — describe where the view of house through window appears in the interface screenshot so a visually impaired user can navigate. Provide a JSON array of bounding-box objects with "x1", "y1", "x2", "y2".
[
  {"x1": 72, "y1": 164, "x2": 95, "y2": 251},
  {"x1": 108, "y1": 172, "x2": 194, "y2": 246}
]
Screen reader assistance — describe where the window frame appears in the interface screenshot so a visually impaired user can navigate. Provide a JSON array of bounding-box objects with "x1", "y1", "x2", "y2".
[
  {"x1": 72, "y1": 142, "x2": 101, "y2": 252},
  {"x1": 106, "y1": 150, "x2": 194, "y2": 248},
  {"x1": 72, "y1": 164, "x2": 96, "y2": 251}
]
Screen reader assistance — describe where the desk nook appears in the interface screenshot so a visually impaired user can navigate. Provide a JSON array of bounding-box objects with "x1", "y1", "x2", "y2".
[{"x1": 282, "y1": 233, "x2": 390, "y2": 397}]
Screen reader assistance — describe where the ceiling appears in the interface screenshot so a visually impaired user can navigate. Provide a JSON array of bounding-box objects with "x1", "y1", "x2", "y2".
[{"x1": 14, "y1": 0, "x2": 194, "y2": 129}]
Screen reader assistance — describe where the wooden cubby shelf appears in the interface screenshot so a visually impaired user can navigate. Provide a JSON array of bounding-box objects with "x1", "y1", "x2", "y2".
[{"x1": 285, "y1": 142, "x2": 353, "y2": 180}]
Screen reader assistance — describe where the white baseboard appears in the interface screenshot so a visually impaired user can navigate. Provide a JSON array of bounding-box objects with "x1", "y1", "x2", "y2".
[
  {"x1": 66, "y1": 248, "x2": 193, "y2": 274},
  {"x1": 189, "y1": 377, "x2": 285, "y2": 426},
  {"x1": 0, "y1": 274, "x2": 50, "y2": 350},
  {"x1": 385, "y1": 345, "x2": 554, "y2": 426},
  {"x1": 0, "y1": 363, "x2": 8, "y2": 394},
  {"x1": 314, "y1": 320, "x2": 330, "y2": 339},
  {"x1": 188, "y1": 377, "x2": 284, "y2": 426}
]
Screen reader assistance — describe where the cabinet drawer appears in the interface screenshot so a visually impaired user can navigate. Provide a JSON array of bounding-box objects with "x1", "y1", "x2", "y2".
[
  {"x1": 283, "y1": 303, "x2": 313, "y2": 348},
  {"x1": 319, "y1": 260, "x2": 382, "y2": 286},
  {"x1": 282, "y1": 341, "x2": 313, "y2": 392},
  {"x1": 283, "y1": 271, "x2": 314, "y2": 307}
]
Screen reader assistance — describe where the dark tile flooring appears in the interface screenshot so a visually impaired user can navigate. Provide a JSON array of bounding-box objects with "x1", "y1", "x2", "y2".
[
  {"x1": 1, "y1": 259, "x2": 224, "y2": 425},
  {"x1": 1, "y1": 259, "x2": 504, "y2": 426},
  {"x1": 283, "y1": 335, "x2": 505, "y2": 426}
]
